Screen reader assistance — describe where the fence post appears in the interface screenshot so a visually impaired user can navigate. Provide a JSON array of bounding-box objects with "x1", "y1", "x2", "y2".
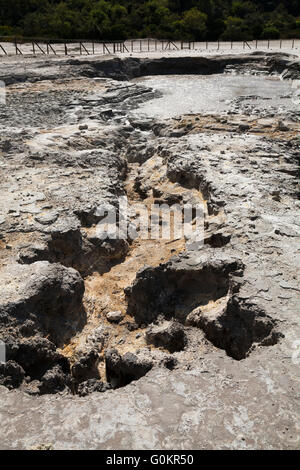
[
  {"x1": 32, "y1": 41, "x2": 35, "y2": 55},
  {"x1": 268, "y1": 39, "x2": 270, "y2": 49},
  {"x1": 292, "y1": 39, "x2": 295, "y2": 49},
  {"x1": 0, "y1": 44, "x2": 7, "y2": 55},
  {"x1": 64, "y1": 42, "x2": 68, "y2": 55}
]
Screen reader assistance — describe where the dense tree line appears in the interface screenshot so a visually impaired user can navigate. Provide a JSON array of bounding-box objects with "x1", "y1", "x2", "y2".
[{"x1": 0, "y1": 0, "x2": 299, "y2": 40}]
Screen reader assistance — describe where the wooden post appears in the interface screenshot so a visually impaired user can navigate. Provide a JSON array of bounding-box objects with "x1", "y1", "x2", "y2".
[
  {"x1": 140, "y1": 40, "x2": 142, "y2": 52},
  {"x1": 14, "y1": 38, "x2": 22, "y2": 55},
  {"x1": 148, "y1": 39, "x2": 150, "y2": 51},
  {"x1": 280, "y1": 39, "x2": 282, "y2": 49},
  {"x1": 292, "y1": 39, "x2": 295, "y2": 49},
  {"x1": 48, "y1": 42, "x2": 56, "y2": 55},
  {"x1": 231, "y1": 41, "x2": 233, "y2": 50},
  {"x1": 34, "y1": 41, "x2": 45, "y2": 54},
  {"x1": 81, "y1": 43, "x2": 90, "y2": 55},
  {"x1": 92, "y1": 42, "x2": 95, "y2": 54},
  {"x1": 64, "y1": 42, "x2": 68, "y2": 55},
  {"x1": 256, "y1": 39, "x2": 258, "y2": 49},
  {"x1": 79, "y1": 42, "x2": 82, "y2": 55},
  {"x1": 103, "y1": 43, "x2": 110, "y2": 54},
  {"x1": 268, "y1": 39, "x2": 270, "y2": 49},
  {"x1": 32, "y1": 41, "x2": 35, "y2": 55},
  {"x1": 0, "y1": 44, "x2": 8, "y2": 55}
]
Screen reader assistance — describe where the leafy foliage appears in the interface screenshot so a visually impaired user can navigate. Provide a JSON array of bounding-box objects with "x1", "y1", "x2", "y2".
[{"x1": 0, "y1": 0, "x2": 299, "y2": 39}]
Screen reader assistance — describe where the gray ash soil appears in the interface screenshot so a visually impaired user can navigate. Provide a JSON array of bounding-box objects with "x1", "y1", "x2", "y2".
[{"x1": 0, "y1": 52, "x2": 299, "y2": 449}]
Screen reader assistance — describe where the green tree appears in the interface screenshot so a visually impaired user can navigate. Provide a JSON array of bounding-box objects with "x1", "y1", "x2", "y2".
[
  {"x1": 261, "y1": 25, "x2": 280, "y2": 38},
  {"x1": 221, "y1": 16, "x2": 250, "y2": 40},
  {"x1": 180, "y1": 7, "x2": 208, "y2": 40}
]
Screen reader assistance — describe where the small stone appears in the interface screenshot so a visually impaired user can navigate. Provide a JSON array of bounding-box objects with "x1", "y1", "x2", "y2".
[
  {"x1": 238, "y1": 123, "x2": 250, "y2": 132},
  {"x1": 277, "y1": 121, "x2": 289, "y2": 132},
  {"x1": 79, "y1": 124, "x2": 88, "y2": 130},
  {"x1": 106, "y1": 311, "x2": 123, "y2": 323},
  {"x1": 29, "y1": 443, "x2": 54, "y2": 451},
  {"x1": 146, "y1": 321, "x2": 186, "y2": 353},
  {"x1": 34, "y1": 211, "x2": 59, "y2": 225}
]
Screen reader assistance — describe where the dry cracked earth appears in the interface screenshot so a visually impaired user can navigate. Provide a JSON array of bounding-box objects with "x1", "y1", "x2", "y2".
[{"x1": 0, "y1": 52, "x2": 299, "y2": 449}]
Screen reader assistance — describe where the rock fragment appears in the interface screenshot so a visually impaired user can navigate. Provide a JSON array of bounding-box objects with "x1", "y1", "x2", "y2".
[
  {"x1": 106, "y1": 311, "x2": 123, "y2": 323},
  {"x1": 146, "y1": 321, "x2": 186, "y2": 352}
]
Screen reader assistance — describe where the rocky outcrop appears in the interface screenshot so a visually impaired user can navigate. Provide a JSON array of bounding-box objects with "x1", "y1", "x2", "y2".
[
  {"x1": 125, "y1": 254, "x2": 281, "y2": 359},
  {"x1": 0, "y1": 53, "x2": 299, "y2": 85},
  {"x1": 186, "y1": 295, "x2": 282, "y2": 360},
  {"x1": 0, "y1": 261, "x2": 85, "y2": 346},
  {"x1": 125, "y1": 255, "x2": 243, "y2": 325},
  {"x1": 0, "y1": 262, "x2": 84, "y2": 393}
]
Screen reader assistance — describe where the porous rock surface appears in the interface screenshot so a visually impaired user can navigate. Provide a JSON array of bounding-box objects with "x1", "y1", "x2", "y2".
[{"x1": 0, "y1": 52, "x2": 299, "y2": 449}]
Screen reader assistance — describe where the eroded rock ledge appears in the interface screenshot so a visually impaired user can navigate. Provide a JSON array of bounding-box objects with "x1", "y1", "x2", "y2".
[{"x1": 0, "y1": 52, "x2": 299, "y2": 85}]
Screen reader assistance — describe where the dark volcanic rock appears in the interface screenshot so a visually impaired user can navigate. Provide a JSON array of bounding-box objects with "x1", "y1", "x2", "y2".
[
  {"x1": 0, "y1": 262, "x2": 85, "y2": 347},
  {"x1": 71, "y1": 350, "x2": 100, "y2": 384},
  {"x1": 146, "y1": 321, "x2": 186, "y2": 353},
  {"x1": 40, "y1": 365, "x2": 70, "y2": 395},
  {"x1": 186, "y1": 295, "x2": 282, "y2": 360},
  {"x1": 0, "y1": 361, "x2": 25, "y2": 389},
  {"x1": 105, "y1": 349, "x2": 153, "y2": 387},
  {"x1": 77, "y1": 379, "x2": 111, "y2": 397},
  {"x1": 125, "y1": 255, "x2": 243, "y2": 325}
]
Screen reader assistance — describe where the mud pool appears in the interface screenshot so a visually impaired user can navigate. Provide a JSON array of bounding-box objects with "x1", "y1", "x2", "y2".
[{"x1": 133, "y1": 74, "x2": 294, "y2": 118}]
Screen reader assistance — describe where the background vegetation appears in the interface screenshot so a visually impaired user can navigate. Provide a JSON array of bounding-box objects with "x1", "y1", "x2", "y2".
[{"x1": 0, "y1": 0, "x2": 299, "y2": 40}]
